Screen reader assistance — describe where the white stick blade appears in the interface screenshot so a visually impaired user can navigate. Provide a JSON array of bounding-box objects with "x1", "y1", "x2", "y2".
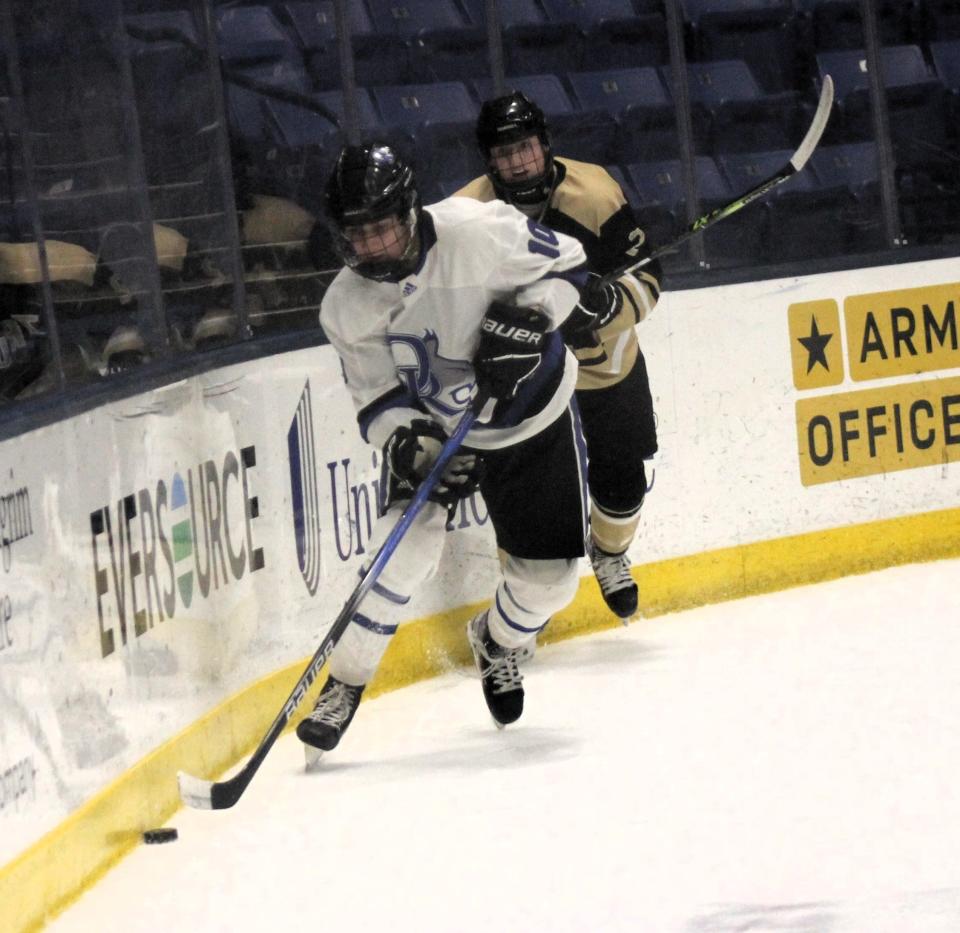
[
  {"x1": 177, "y1": 770, "x2": 215, "y2": 809},
  {"x1": 790, "y1": 74, "x2": 834, "y2": 172}
]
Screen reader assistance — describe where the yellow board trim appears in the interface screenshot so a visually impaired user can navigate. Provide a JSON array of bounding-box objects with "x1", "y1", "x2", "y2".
[{"x1": 4, "y1": 507, "x2": 959, "y2": 932}]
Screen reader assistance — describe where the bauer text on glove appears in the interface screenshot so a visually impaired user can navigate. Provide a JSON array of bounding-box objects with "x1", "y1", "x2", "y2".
[{"x1": 473, "y1": 301, "x2": 551, "y2": 401}]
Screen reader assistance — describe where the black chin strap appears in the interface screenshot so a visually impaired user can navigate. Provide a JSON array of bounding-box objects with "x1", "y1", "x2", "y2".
[{"x1": 493, "y1": 164, "x2": 558, "y2": 219}]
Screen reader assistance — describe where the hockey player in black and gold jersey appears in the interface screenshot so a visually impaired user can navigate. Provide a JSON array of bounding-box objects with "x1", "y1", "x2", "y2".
[{"x1": 456, "y1": 91, "x2": 660, "y2": 619}]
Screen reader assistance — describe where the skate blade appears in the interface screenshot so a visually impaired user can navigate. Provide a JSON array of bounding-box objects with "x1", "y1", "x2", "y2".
[
  {"x1": 303, "y1": 743, "x2": 324, "y2": 772},
  {"x1": 492, "y1": 717, "x2": 506, "y2": 731}
]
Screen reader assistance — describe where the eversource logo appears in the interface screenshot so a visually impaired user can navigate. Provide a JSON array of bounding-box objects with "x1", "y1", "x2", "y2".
[
  {"x1": 288, "y1": 381, "x2": 322, "y2": 595},
  {"x1": 789, "y1": 283, "x2": 960, "y2": 486},
  {"x1": 90, "y1": 447, "x2": 265, "y2": 658}
]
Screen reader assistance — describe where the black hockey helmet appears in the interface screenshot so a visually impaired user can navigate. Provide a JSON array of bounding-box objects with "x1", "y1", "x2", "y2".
[
  {"x1": 325, "y1": 141, "x2": 422, "y2": 281},
  {"x1": 475, "y1": 91, "x2": 554, "y2": 205}
]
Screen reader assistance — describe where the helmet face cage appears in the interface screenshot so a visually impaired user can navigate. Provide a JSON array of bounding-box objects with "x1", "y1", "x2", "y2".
[
  {"x1": 476, "y1": 92, "x2": 553, "y2": 204},
  {"x1": 326, "y1": 142, "x2": 422, "y2": 281}
]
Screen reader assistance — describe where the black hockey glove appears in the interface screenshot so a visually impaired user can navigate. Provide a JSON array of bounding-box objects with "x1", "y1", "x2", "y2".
[
  {"x1": 383, "y1": 418, "x2": 484, "y2": 513},
  {"x1": 473, "y1": 301, "x2": 550, "y2": 401},
  {"x1": 560, "y1": 273, "x2": 623, "y2": 348}
]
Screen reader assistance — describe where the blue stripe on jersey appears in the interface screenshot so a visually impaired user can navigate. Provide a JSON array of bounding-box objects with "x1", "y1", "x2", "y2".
[
  {"x1": 542, "y1": 263, "x2": 589, "y2": 289},
  {"x1": 352, "y1": 612, "x2": 398, "y2": 636}
]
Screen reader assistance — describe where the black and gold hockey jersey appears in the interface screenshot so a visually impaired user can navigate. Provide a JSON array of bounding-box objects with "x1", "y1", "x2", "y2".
[{"x1": 455, "y1": 157, "x2": 660, "y2": 390}]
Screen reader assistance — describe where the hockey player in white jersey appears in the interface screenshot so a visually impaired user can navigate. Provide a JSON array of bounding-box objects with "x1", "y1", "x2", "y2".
[{"x1": 297, "y1": 142, "x2": 624, "y2": 752}]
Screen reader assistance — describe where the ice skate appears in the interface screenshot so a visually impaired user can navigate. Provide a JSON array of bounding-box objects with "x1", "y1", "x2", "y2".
[
  {"x1": 297, "y1": 675, "x2": 365, "y2": 767},
  {"x1": 589, "y1": 541, "x2": 638, "y2": 621},
  {"x1": 466, "y1": 611, "x2": 525, "y2": 728}
]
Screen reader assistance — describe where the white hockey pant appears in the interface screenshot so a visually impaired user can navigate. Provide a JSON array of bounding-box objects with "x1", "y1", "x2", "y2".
[
  {"x1": 486, "y1": 555, "x2": 580, "y2": 651},
  {"x1": 329, "y1": 501, "x2": 448, "y2": 687}
]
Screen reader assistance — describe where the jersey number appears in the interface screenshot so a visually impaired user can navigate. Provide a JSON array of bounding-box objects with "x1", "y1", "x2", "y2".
[
  {"x1": 625, "y1": 226, "x2": 644, "y2": 257},
  {"x1": 526, "y1": 219, "x2": 560, "y2": 259}
]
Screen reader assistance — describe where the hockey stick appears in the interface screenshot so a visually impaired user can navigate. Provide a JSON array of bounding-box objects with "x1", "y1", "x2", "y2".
[
  {"x1": 598, "y1": 74, "x2": 835, "y2": 287},
  {"x1": 178, "y1": 392, "x2": 487, "y2": 810}
]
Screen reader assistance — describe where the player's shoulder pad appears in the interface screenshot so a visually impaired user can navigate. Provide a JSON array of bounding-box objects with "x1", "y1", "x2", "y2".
[
  {"x1": 552, "y1": 158, "x2": 627, "y2": 236},
  {"x1": 320, "y1": 268, "x2": 394, "y2": 339},
  {"x1": 450, "y1": 175, "x2": 497, "y2": 202},
  {"x1": 427, "y1": 195, "x2": 525, "y2": 234}
]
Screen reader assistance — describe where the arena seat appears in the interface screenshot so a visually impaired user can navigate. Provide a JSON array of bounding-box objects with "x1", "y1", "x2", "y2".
[
  {"x1": 682, "y1": 0, "x2": 801, "y2": 92},
  {"x1": 793, "y1": 0, "x2": 915, "y2": 51},
  {"x1": 720, "y1": 148, "x2": 848, "y2": 261},
  {"x1": 626, "y1": 155, "x2": 766, "y2": 266},
  {"x1": 471, "y1": 74, "x2": 576, "y2": 115},
  {"x1": 215, "y1": 5, "x2": 293, "y2": 66},
  {"x1": 817, "y1": 45, "x2": 949, "y2": 165}
]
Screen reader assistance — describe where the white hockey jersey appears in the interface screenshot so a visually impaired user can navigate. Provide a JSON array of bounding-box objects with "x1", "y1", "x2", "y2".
[{"x1": 320, "y1": 197, "x2": 589, "y2": 451}]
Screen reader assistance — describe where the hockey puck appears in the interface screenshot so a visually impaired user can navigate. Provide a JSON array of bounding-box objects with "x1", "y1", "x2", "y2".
[{"x1": 142, "y1": 828, "x2": 178, "y2": 844}]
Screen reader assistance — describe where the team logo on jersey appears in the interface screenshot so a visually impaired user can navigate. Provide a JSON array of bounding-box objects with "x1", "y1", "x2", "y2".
[
  {"x1": 288, "y1": 381, "x2": 322, "y2": 595},
  {"x1": 402, "y1": 282, "x2": 418, "y2": 297},
  {"x1": 389, "y1": 330, "x2": 475, "y2": 416}
]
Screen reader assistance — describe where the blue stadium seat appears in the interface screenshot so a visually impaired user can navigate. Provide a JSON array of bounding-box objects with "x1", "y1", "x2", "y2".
[
  {"x1": 258, "y1": 90, "x2": 380, "y2": 208},
  {"x1": 551, "y1": 111, "x2": 620, "y2": 164},
  {"x1": 471, "y1": 74, "x2": 576, "y2": 116},
  {"x1": 817, "y1": 45, "x2": 949, "y2": 163},
  {"x1": 682, "y1": 0, "x2": 801, "y2": 92},
  {"x1": 719, "y1": 148, "x2": 849, "y2": 260},
  {"x1": 372, "y1": 82, "x2": 481, "y2": 185},
  {"x1": 606, "y1": 67, "x2": 685, "y2": 163},
  {"x1": 505, "y1": 24, "x2": 584, "y2": 75},
  {"x1": 367, "y1": 0, "x2": 469, "y2": 33},
  {"x1": 460, "y1": 0, "x2": 542, "y2": 28},
  {"x1": 408, "y1": 28, "x2": 489, "y2": 82},
  {"x1": 569, "y1": 67, "x2": 668, "y2": 118},
  {"x1": 676, "y1": 60, "x2": 806, "y2": 156},
  {"x1": 223, "y1": 57, "x2": 313, "y2": 138},
  {"x1": 266, "y1": 89, "x2": 378, "y2": 147},
  {"x1": 919, "y1": 0, "x2": 960, "y2": 41},
  {"x1": 541, "y1": 0, "x2": 637, "y2": 28},
  {"x1": 125, "y1": 9, "x2": 199, "y2": 45},
  {"x1": 626, "y1": 155, "x2": 765, "y2": 266},
  {"x1": 930, "y1": 38, "x2": 960, "y2": 88},
  {"x1": 280, "y1": 1, "x2": 374, "y2": 47},
  {"x1": 678, "y1": 59, "x2": 764, "y2": 108},
  {"x1": 215, "y1": 6, "x2": 295, "y2": 65},
  {"x1": 459, "y1": 0, "x2": 585, "y2": 74},
  {"x1": 808, "y1": 141, "x2": 885, "y2": 251},
  {"x1": 819, "y1": 43, "x2": 932, "y2": 98},
  {"x1": 793, "y1": 1, "x2": 914, "y2": 51},
  {"x1": 372, "y1": 81, "x2": 477, "y2": 129},
  {"x1": 582, "y1": 13, "x2": 669, "y2": 69},
  {"x1": 569, "y1": 68, "x2": 682, "y2": 163},
  {"x1": 368, "y1": 0, "x2": 488, "y2": 84},
  {"x1": 279, "y1": 0, "x2": 409, "y2": 90},
  {"x1": 626, "y1": 156, "x2": 730, "y2": 213}
]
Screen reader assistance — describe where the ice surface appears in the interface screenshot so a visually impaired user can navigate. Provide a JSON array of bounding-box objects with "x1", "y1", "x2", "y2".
[{"x1": 49, "y1": 559, "x2": 960, "y2": 932}]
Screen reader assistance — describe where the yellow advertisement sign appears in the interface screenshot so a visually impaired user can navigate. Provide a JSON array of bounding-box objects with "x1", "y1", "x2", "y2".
[
  {"x1": 796, "y1": 376, "x2": 960, "y2": 486},
  {"x1": 788, "y1": 299, "x2": 844, "y2": 389},
  {"x1": 844, "y1": 282, "x2": 960, "y2": 382}
]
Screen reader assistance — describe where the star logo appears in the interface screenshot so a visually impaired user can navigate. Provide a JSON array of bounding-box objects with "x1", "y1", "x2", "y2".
[
  {"x1": 788, "y1": 299, "x2": 843, "y2": 389},
  {"x1": 798, "y1": 315, "x2": 833, "y2": 374}
]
